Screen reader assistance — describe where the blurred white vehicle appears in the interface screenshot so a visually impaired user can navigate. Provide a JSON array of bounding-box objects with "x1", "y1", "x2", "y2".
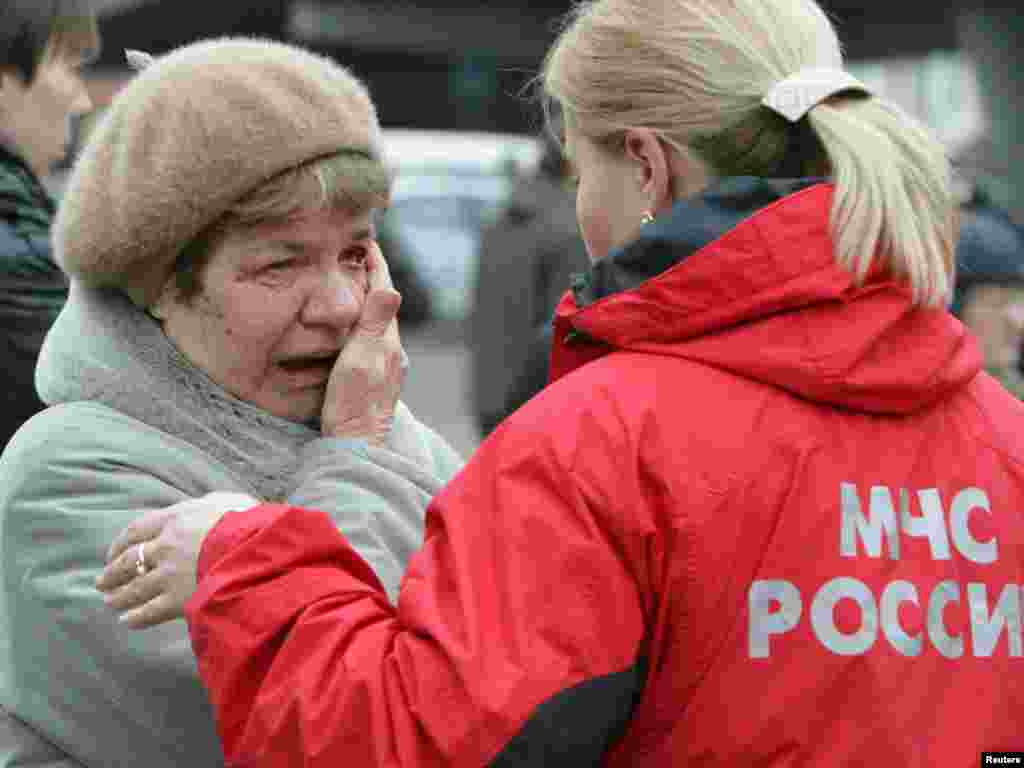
[{"x1": 379, "y1": 129, "x2": 542, "y2": 320}]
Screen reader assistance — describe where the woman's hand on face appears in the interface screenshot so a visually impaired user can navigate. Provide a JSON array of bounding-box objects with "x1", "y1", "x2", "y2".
[
  {"x1": 95, "y1": 492, "x2": 261, "y2": 629},
  {"x1": 321, "y1": 240, "x2": 406, "y2": 444}
]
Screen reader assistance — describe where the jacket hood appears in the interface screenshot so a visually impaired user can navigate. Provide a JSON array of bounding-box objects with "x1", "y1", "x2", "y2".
[{"x1": 552, "y1": 177, "x2": 981, "y2": 415}]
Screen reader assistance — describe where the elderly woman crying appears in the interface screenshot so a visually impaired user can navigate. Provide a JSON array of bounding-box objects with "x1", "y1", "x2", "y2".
[{"x1": 0, "y1": 39, "x2": 463, "y2": 768}]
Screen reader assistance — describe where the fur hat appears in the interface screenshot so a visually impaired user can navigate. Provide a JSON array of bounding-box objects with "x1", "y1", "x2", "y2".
[{"x1": 55, "y1": 37, "x2": 384, "y2": 308}]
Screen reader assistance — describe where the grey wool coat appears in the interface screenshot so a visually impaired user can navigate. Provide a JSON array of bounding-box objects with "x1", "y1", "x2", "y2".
[{"x1": 0, "y1": 282, "x2": 465, "y2": 767}]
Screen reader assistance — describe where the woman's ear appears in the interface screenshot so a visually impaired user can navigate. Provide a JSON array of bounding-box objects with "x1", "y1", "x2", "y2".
[
  {"x1": 622, "y1": 129, "x2": 710, "y2": 212},
  {"x1": 623, "y1": 128, "x2": 672, "y2": 211}
]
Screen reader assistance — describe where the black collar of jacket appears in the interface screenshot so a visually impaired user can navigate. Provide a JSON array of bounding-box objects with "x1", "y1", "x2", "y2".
[
  {"x1": 0, "y1": 144, "x2": 56, "y2": 221},
  {"x1": 570, "y1": 176, "x2": 827, "y2": 309}
]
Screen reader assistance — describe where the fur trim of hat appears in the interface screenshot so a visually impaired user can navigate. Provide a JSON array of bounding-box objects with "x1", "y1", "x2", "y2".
[{"x1": 55, "y1": 37, "x2": 384, "y2": 308}]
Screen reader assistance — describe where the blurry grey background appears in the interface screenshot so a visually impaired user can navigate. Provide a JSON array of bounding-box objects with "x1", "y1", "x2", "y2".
[{"x1": 76, "y1": 0, "x2": 1023, "y2": 458}]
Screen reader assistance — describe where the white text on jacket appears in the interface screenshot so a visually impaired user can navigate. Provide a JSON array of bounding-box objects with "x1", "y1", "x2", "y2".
[{"x1": 748, "y1": 483, "x2": 1020, "y2": 659}]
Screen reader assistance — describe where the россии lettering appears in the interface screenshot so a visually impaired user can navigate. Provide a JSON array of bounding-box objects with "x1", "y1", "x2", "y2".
[{"x1": 748, "y1": 483, "x2": 1020, "y2": 659}]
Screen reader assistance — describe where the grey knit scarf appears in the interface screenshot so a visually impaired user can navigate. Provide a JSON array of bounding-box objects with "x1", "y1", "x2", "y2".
[{"x1": 36, "y1": 281, "x2": 320, "y2": 501}]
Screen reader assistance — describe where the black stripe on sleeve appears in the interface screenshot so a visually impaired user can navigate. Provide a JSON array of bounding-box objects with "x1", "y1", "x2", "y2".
[{"x1": 487, "y1": 656, "x2": 648, "y2": 767}]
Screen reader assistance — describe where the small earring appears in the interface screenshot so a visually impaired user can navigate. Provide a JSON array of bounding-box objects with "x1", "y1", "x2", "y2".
[{"x1": 640, "y1": 211, "x2": 655, "y2": 226}]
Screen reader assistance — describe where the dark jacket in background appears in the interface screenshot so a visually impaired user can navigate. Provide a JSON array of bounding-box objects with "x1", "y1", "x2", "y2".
[
  {"x1": 470, "y1": 173, "x2": 588, "y2": 436},
  {"x1": 0, "y1": 146, "x2": 67, "y2": 450}
]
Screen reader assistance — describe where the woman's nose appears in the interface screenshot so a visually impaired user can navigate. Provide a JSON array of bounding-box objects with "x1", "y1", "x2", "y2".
[{"x1": 302, "y1": 271, "x2": 362, "y2": 330}]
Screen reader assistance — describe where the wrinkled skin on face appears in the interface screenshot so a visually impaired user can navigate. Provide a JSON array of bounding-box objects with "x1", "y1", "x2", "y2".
[{"x1": 152, "y1": 207, "x2": 377, "y2": 424}]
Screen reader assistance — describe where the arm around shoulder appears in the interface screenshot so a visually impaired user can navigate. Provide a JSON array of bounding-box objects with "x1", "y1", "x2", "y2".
[{"x1": 187, "y1": 412, "x2": 647, "y2": 766}]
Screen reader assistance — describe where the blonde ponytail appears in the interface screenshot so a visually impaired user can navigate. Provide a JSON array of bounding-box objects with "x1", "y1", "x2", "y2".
[{"x1": 806, "y1": 97, "x2": 956, "y2": 307}]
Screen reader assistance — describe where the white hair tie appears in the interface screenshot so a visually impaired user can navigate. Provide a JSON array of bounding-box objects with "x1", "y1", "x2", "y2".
[
  {"x1": 762, "y1": 67, "x2": 871, "y2": 122},
  {"x1": 125, "y1": 49, "x2": 156, "y2": 71}
]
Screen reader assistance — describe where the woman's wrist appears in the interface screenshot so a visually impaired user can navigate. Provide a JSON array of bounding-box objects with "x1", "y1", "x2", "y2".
[{"x1": 322, "y1": 411, "x2": 393, "y2": 445}]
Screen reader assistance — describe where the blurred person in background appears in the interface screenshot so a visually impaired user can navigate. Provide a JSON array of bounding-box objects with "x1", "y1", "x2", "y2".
[
  {"x1": 951, "y1": 183, "x2": 1024, "y2": 398},
  {"x1": 0, "y1": 0, "x2": 97, "y2": 451},
  {"x1": 96, "y1": 0, "x2": 1024, "y2": 764},
  {"x1": 470, "y1": 131, "x2": 588, "y2": 436},
  {"x1": 0, "y1": 39, "x2": 463, "y2": 768}
]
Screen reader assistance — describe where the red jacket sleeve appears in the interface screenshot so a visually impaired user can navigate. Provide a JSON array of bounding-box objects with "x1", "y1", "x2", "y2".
[{"x1": 184, "y1": 431, "x2": 648, "y2": 767}]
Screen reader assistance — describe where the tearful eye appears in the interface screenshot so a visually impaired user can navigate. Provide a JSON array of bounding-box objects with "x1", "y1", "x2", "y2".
[
  {"x1": 261, "y1": 259, "x2": 296, "y2": 274},
  {"x1": 341, "y1": 248, "x2": 368, "y2": 267}
]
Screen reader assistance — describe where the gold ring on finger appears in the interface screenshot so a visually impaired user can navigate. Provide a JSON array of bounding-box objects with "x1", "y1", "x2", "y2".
[{"x1": 136, "y1": 542, "x2": 149, "y2": 577}]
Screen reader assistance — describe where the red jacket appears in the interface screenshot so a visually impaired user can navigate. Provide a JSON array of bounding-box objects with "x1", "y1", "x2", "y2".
[{"x1": 186, "y1": 179, "x2": 1024, "y2": 766}]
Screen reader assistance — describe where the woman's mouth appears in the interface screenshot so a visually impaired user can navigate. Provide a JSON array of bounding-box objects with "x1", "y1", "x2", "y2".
[{"x1": 278, "y1": 354, "x2": 339, "y2": 384}]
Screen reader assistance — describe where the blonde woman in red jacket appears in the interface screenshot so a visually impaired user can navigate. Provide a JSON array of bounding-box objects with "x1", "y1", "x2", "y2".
[{"x1": 99, "y1": 0, "x2": 1023, "y2": 764}]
